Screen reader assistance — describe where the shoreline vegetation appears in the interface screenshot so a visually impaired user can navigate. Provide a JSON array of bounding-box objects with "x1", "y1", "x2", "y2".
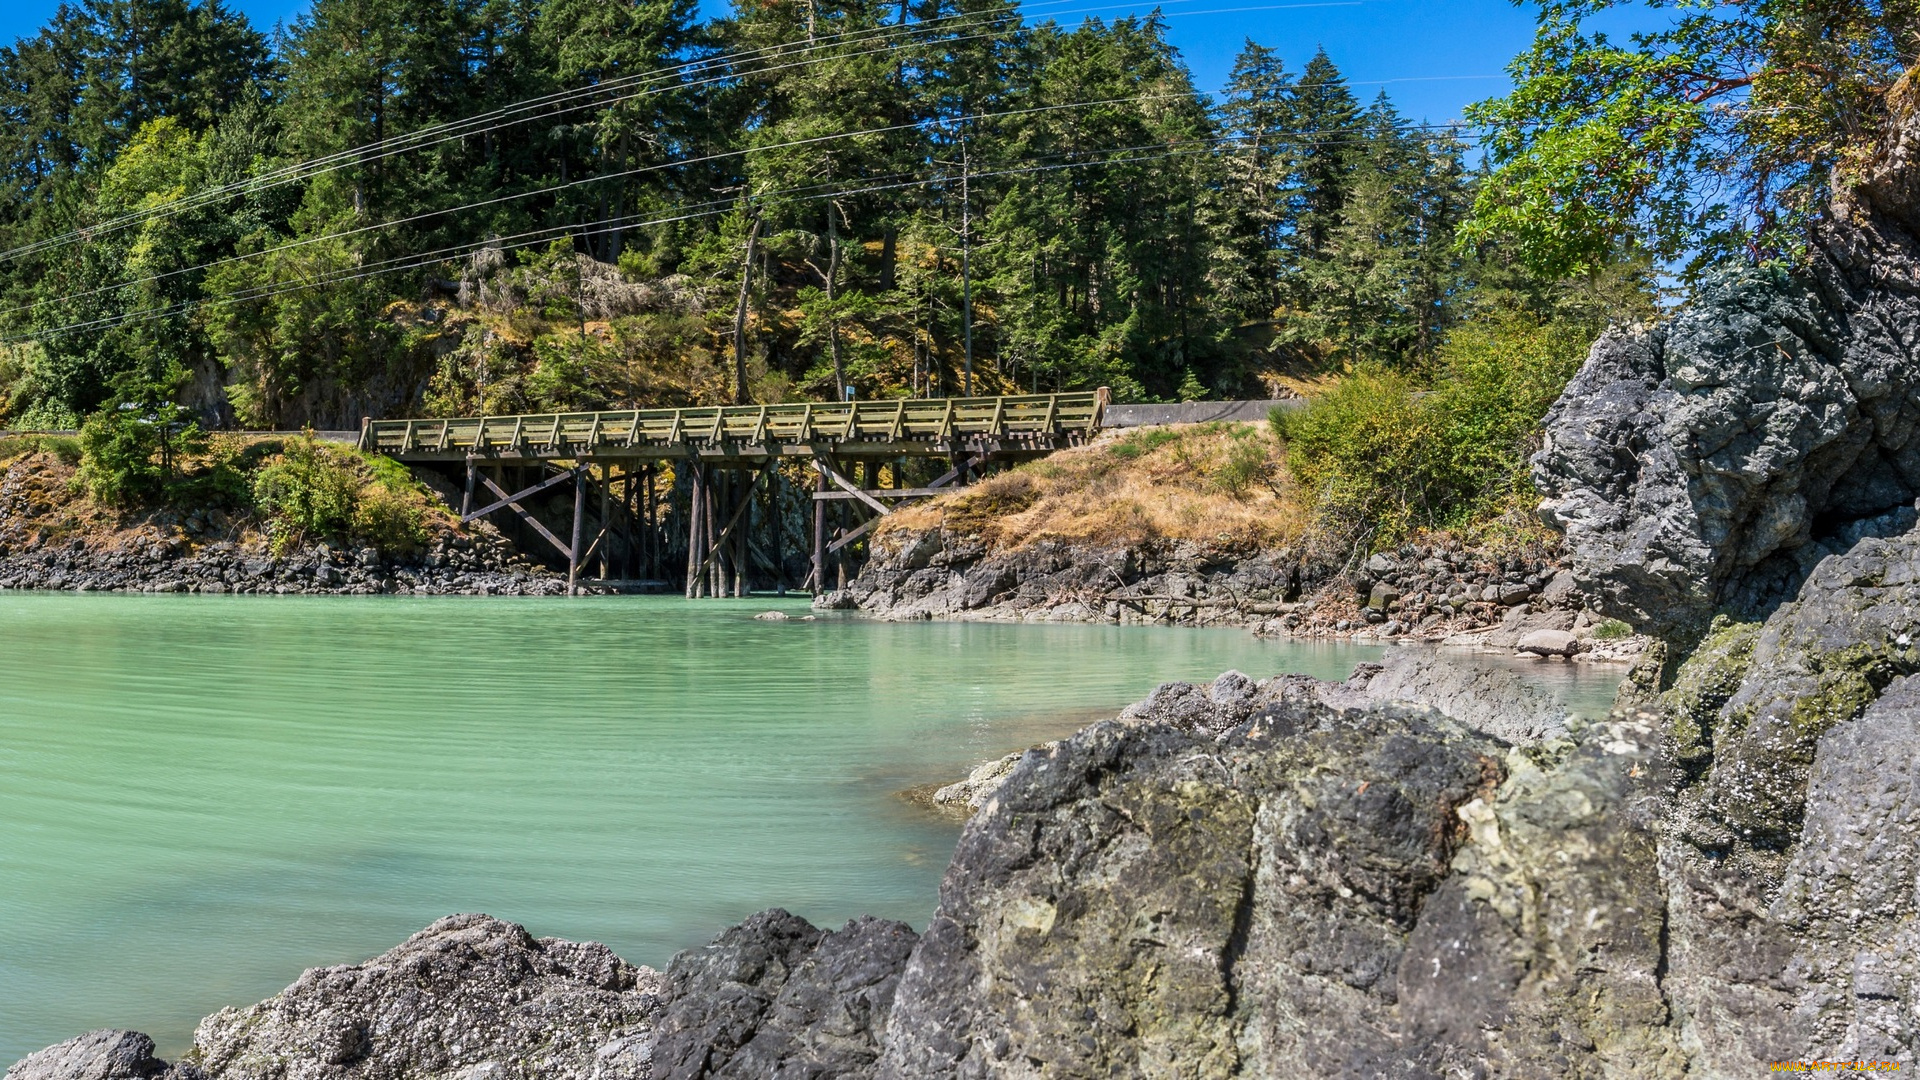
[{"x1": 0, "y1": 436, "x2": 562, "y2": 595}]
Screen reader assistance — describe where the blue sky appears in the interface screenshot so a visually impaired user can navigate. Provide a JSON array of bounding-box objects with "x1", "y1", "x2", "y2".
[{"x1": 0, "y1": 0, "x2": 1596, "y2": 125}]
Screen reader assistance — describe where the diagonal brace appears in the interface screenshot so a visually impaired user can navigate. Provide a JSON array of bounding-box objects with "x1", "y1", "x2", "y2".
[
  {"x1": 688, "y1": 466, "x2": 770, "y2": 585},
  {"x1": 812, "y1": 458, "x2": 890, "y2": 516},
  {"x1": 464, "y1": 465, "x2": 587, "y2": 524},
  {"x1": 477, "y1": 471, "x2": 577, "y2": 558}
]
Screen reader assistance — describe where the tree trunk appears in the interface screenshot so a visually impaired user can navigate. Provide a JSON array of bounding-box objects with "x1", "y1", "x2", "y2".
[
  {"x1": 827, "y1": 210, "x2": 845, "y2": 398},
  {"x1": 733, "y1": 214, "x2": 764, "y2": 405}
]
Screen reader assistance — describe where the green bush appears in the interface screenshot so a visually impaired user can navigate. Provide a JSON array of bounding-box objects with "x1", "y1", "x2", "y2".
[
  {"x1": 351, "y1": 482, "x2": 428, "y2": 552},
  {"x1": 1209, "y1": 426, "x2": 1275, "y2": 499},
  {"x1": 251, "y1": 438, "x2": 359, "y2": 543},
  {"x1": 1273, "y1": 317, "x2": 1589, "y2": 547},
  {"x1": 251, "y1": 437, "x2": 429, "y2": 554},
  {"x1": 75, "y1": 402, "x2": 204, "y2": 506}
]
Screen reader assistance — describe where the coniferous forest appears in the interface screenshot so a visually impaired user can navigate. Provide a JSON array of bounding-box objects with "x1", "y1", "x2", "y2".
[{"x1": 0, "y1": 0, "x2": 1653, "y2": 432}]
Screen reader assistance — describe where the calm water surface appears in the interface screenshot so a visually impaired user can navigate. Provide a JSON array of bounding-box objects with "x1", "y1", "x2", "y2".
[{"x1": 0, "y1": 593, "x2": 1617, "y2": 1063}]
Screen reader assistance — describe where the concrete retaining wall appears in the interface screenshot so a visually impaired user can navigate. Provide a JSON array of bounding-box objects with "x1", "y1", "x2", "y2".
[{"x1": 1102, "y1": 399, "x2": 1300, "y2": 428}]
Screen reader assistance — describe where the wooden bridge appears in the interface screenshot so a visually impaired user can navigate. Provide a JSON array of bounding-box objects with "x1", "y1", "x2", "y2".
[{"x1": 361, "y1": 391, "x2": 1107, "y2": 597}]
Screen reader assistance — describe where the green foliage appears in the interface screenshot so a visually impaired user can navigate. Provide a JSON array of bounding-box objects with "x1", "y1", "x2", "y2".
[
  {"x1": 251, "y1": 438, "x2": 359, "y2": 542},
  {"x1": 1208, "y1": 426, "x2": 1275, "y2": 499},
  {"x1": 0, "y1": 0, "x2": 1657, "y2": 428},
  {"x1": 1273, "y1": 317, "x2": 1590, "y2": 547},
  {"x1": 1463, "y1": 2, "x2": 1920, "y2": 277},
  {"x1": 75, "y1": 398, "x2": 205, "y2": 506},
  {"x1": 1108, "y1": 427, "x2": 1183, "y2": 461},
  {"x1": 0, "y1": 433, "x2": 82, "y2": 465},
  {"x1": 1592, "y1": 617, "x2": 1635, "y2": 641},
  {"x1": 251, "y1": 437, "x2": 427, "y2": 554}
]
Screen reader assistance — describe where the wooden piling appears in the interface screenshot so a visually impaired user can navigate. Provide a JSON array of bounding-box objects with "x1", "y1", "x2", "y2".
[
  {"x1": 568, "y1": 465, "x2": 588, "y2": 596},
  {"x1": 644, "y1": 464, "x2": 656, "y2": 580},
  {"x1": 811, "y1": 463, "x2": 826, "y2": 595},
  {"x1": 771, "y1": 468, "x2": 785, "y2": 595},
  {"x1": 685, "y1": 461, "x2": 705, "y2": 598},
  {"x1": 598, "y1": 465, "x2": 611, "y2": 582}
]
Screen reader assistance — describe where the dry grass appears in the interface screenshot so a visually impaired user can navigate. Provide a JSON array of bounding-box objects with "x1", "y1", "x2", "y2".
[{"x1": 880, "y1": 421, "x2": 1308, "y2": 552}]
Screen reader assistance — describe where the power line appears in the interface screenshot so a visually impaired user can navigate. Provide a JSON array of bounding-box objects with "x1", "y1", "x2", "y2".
[
  {"x1": 0, "y1": 0, "x2": 1365, "y2": 265},
  {"x1": 9, "y1": 130, "x2": 1384, "y2": 344},
  {"x1": 0, "y1": 76, "x2": 1473, "y2": 325}
]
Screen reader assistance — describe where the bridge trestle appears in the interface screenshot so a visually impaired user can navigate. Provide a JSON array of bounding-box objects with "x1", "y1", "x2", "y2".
[{"x1": 365, "y1": 392, "x2": 1106, "y2": 597}]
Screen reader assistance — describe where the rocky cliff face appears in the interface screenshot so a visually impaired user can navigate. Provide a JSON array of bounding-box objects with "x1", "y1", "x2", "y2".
[{"x1": 1536, "y1": 83, "x2": 1920, "y2": 639}]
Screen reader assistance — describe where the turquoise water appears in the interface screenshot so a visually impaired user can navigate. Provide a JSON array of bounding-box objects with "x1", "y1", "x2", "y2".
[
  {"x1": 0, "y1": 594, "x2": 1629, "y2": 1064},
  {"x1": 0, "y1": 594, "x2": 1415, "y2": 1064}
]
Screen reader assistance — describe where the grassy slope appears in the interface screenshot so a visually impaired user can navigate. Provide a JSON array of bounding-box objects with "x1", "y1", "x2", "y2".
[{"x1": 879, "y1": 422, "x2": 1305, "y2": 552}]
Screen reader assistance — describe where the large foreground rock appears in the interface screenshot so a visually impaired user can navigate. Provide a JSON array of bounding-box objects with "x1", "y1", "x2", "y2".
[{"x1": 5, "y1": 1032, "x2": 173, "y2": 1080}]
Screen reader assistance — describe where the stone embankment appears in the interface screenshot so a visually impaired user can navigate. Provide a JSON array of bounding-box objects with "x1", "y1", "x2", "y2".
[
  {"x1": 0, "y1": 534, "x2": 562, "y2": 597},
  {"x1": 828, "y1": 528, "x2": 1638, "y2": 657}
]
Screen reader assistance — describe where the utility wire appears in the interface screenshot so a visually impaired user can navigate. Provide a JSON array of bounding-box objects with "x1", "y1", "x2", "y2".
[
  {"x1": 9, "y1": 129, "x2": 1405, "y2": 343},
  {"x1": 0, "y1": 0, "x2": 1369, "y2": 264},
  {"x1": 1, "y1": 86, "x2": 1474, "y2": 326}
]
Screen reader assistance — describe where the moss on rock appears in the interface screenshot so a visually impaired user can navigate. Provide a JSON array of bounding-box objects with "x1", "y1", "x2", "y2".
[{"x1": 1661, "y1": 616, "x2": 1760, "y2": 775}]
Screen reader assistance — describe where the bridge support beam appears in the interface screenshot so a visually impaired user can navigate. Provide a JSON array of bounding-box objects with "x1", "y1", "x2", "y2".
[{"x1": 567, "y1": 466, "x2": 587, "y2": 596}]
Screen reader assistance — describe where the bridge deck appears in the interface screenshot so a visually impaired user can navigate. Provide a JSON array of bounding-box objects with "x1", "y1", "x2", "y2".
[{"x1": 362, "y1": 392, "x2": 1106, "y2": 462}]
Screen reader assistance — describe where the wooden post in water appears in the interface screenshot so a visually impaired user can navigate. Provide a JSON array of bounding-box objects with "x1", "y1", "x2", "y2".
[
  {"x1": 709, "y1": 469, "x2": 726, "y2": 599},
  {"x1": 811, "y1": 462, "x2": 826, "y2": 595},
  {"x1": 568, "y1": 465, "x2": 588, "y2": 596},
  {"x1": 598, "y1": 465, "x2": 611, "y2": 582},
  {"x1": 735, "y1": 471, "x2": 751, "y2": 597},
  {"x1": 621, "y1": 466, "x2": 636, "y2": 581},
  {"x1": 644, "y1": 464, "x2": 656, "y2": 581},
  {"x1": 771, "y1": 467, "x2": 785, "y2": 595},
  {"x1": 685, "y1": 461, "x2": 705, "y2": 598}
]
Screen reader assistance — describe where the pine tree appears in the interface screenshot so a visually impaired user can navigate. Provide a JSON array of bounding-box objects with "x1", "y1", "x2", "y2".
[
  {"x1": 1276, "y1": 47, "x2": 1361, "y2": 269},
  {"x1": 1213, "y1": 40, "x2": 1290, "y2": 319}
]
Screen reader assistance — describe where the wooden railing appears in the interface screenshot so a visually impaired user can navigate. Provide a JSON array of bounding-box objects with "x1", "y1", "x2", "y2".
[{"x1": 360, "y1": 392, "x2": 1107, "y2": 457}]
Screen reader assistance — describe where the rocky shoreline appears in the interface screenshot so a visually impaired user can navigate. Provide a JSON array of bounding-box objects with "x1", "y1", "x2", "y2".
[
  {"x1": 0, "y1": 534, "x2": 565, "y2": 597},
  {"x1": 0, "y1": 453, "x2": 568, "y2": 597},
  {"x1": 825, "y1": 528, "x2": 1652, "y2": 660}
]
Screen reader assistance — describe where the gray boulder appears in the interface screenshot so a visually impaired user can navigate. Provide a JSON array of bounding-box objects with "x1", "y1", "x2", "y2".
[
  {"x1": 1667, "y1": 529, "x2": 1920, "y2": 845},
  {"x1": 878, "y1": 689, "x2": 1679, "y2": 1077},
  {"x1": 647, "y1": 909, "x2": 916, "y2": 1080},
  {"x1": 4, "y1": 1031, "x2": 175, "y2": 1080},
  {"x1": 1516, "y1": 627, "x2": 1578, "y2": 657},
  {"x1": 182, "y1": 913, "x2": 660, "y2": 1080}
]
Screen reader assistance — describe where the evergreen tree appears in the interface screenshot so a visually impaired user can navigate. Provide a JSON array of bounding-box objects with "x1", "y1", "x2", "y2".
[{"x1": 1213, "y1": 40, "x2": 1290, "y2": 320}]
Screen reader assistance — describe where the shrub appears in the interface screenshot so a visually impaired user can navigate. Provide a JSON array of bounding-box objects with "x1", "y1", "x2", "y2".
[
  {"x1": 251, "y1": 438, "x2": 358, "y2": 546},
  {"x1": 352, "y1": 482, "x2": 428, "y2": 552},
  {"x1": 75, "y1": 402, "x2": 204, "y2": 506},
  {"x1": 1273, "y1": 317, "x2": 1590, "y2": 549},
  {"x1": 251, "y1": 437, "x2": 430, "y2": 555},
  {"x1": 1207, "y1": 426, "x2": 1276, "y2": 499},
  {"x1": 1593, "y1": 618, "x2": 1634, "y2": 640}
]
